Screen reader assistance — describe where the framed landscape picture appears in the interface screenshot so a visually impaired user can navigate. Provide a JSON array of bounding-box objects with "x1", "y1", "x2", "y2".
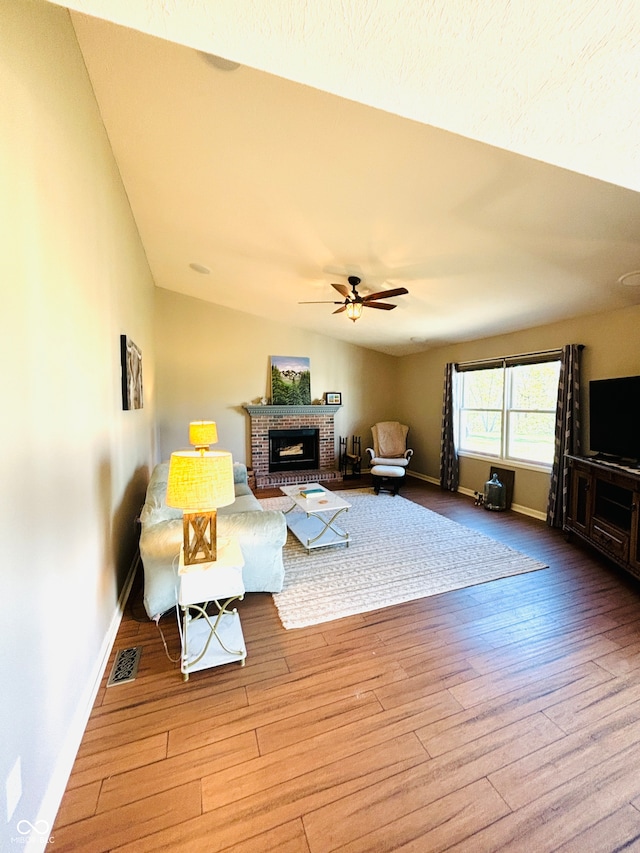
[{"x1": 270, "y1": 356, "x2": 311, "y2": 405}]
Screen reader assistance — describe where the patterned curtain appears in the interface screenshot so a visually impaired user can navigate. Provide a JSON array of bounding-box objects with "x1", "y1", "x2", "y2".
[
  {"x1": 547, "y1": 344, "x2": 582, "y2": 528},
  {"x1": 440, "y1": 362, "x2": 459, "y2": 491}
]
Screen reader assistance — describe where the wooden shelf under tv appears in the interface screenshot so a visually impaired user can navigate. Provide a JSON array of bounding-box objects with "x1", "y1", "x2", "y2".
[{"x1": 565, "y1": 455, "x2": 640, "y2": 580}]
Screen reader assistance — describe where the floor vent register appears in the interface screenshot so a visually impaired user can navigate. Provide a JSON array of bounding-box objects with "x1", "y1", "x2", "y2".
[{"x1": 106, "y1": 647, "x2": 142, "y2": 687}]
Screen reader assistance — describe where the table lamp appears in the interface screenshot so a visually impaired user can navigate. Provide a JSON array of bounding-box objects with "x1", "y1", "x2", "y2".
[
  {"x1": 166, "y1": 449, "x2": 235, "y2": 564},
  {"x1": 189, "y1": 420, "x2": 218, "y2": 451}
]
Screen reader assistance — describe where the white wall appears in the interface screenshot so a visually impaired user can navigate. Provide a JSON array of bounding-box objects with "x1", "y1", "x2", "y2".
[
  {"x1": 154, "y1": 287, "x2": 399, "y2": 464},
  {"x1": 0, "y1": 1, "x2": 156, "y2": 846}
]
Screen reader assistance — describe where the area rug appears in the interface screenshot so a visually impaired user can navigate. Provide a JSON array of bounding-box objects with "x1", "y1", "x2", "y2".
[{"x1": 260, "y1": 489, "x2": 548, "y2": 629}]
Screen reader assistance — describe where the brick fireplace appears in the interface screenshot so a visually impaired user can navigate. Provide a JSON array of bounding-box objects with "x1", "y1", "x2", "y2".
[{"x1": 244, "y1": 405, "x2": 343, "y2": 488}]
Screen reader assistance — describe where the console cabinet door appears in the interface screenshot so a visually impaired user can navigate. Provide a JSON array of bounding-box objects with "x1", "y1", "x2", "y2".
[
  {"x1": 630, "y1": 493, "x2": 640, "y2": 577},
  {"x1": 567, "y1": 463, "x2": 591, "y2": 535},
  {"x1": 566, "y1": 456, "x2": 640, "y2": 580}
]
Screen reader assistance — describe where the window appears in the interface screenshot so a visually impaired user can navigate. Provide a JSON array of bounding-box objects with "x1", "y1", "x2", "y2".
[{"x1": 457, "y1": 358, "x2": 561, "y2": 467}]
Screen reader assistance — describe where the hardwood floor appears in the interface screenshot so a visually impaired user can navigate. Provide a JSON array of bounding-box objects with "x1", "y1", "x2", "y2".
[{"x1": 52, "y1": 478, "x2": 640, "y2": 852}]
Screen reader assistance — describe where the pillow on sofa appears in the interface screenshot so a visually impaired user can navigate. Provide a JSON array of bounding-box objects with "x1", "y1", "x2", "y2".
[{"x1": 139, "y1": 462, "x2": 182, "y2": 527}]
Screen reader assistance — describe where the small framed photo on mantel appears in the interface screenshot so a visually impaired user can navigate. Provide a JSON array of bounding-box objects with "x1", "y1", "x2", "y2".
[{"x1": 325, "y1": 392, "x2": 342, "y2": 405}]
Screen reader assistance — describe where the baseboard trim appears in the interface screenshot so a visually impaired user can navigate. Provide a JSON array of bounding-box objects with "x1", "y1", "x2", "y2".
[
  {"x1": 406, "y1": 471, "x2": 439, "y2": 486},
  {"x1": 457, "y1": 485, "x2": 479, "y2": 501},
  {"x1": 370, "y1": 469, "x2": 546, "y2": 521},
  {"x1": 34, "y1": 553, "x2": 140, "y2": 851},
  {"x1": 456, "y1": 485, "x2": 546, "y2": 521},
  {"x1": 511, "y1": 504, "x2": 547, "y2": 522}
]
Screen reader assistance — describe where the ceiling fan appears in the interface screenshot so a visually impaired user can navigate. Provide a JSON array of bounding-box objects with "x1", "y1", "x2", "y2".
[{"x1": 300, "y1": 276, "x2": 409, "y2": 322}]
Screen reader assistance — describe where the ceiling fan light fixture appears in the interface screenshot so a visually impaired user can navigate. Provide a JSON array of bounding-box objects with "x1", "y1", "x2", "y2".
[
  {"x1": 345, "y1": 301, "x2": 363, "y2": 321},
  {"x1": 618, "y1": 270, "x2": 640, "y2": 287},
  {"x1": 299, "y1": 274, "x2": 408, "y2": 321}
]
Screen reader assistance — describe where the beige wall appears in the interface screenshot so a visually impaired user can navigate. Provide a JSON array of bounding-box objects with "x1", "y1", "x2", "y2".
[
  {"x1": 398, "y1": 304, "x2": 640, "y2": 515},
  {"x1": 1, "y1": 0, "x2": 155, "y2": 842},
  {"x1": 155, "y1": 288, "x2": 640, "y2": 518},
  {"x1": 154, "y1": 287, "x2": 399, "y2": 464}
]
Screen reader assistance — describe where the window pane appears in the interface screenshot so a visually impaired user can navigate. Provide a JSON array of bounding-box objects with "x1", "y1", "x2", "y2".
[
  {"x1": 510, "y1": 362, "x2": 560, "y2": 410},
  {"x1": 462, "y1": 368, "x2": 504, "y2": 409},
  {"x1": 507, "y1": 412, "x2": 556, "y2": 464},
  {"x1": 457, "y1": 359, "x2": 559, "y2": 466},
  {"x1": 460, "y1": 410, "x2": 502, "y2": 456}
]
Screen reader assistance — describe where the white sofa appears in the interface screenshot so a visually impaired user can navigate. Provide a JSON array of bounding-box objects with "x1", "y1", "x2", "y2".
[{"x1": 139, "y1": 461, "x2": 287, "y2": 619}]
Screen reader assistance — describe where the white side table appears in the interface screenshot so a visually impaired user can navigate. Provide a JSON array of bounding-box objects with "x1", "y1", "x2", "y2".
[{"x1": 178, "y1": 538, "x2": 246, "y2": 681}]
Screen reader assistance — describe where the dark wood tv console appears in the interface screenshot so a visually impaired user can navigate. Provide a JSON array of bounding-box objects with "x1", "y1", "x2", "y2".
[{"x1": 565, "y1": 455, "x2": 640, "y2": 580}]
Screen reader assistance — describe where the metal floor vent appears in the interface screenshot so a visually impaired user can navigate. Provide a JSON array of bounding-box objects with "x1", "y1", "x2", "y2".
[{"x1": 107, "y1": 647, "x2": 142, "y2": 687}]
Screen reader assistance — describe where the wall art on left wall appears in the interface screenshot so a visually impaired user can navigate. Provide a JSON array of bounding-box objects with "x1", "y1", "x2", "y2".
[{"x1": 120, "y1": 334, "x2": 143, "y2": 410}]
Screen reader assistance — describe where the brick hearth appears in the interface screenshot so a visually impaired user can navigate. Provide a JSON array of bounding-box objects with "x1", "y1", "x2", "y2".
[{"x1": 244, "y1": 404, "x2": 343, "y2": 488}]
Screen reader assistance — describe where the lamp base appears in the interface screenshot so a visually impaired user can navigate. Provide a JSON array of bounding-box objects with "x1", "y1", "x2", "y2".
[{"x1": 182, "y1": 510, "x2": 218, "y2": 565}]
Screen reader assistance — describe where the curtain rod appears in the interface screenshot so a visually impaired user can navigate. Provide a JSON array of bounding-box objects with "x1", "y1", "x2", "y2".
[{"x1": 457, "y1": 345, "x2": 583, "y2": 370}]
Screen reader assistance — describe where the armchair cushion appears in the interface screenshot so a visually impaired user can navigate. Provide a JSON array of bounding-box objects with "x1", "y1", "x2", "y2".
[
  {"x1": 374, "y1": 421, "x2": 409, "y2": 458},
  {"x1": 371, "y1": 465, "x2": 406, "y2": 478},
  {"x1": 368, "y1": 454, "x2": 411, "y2": 467}
]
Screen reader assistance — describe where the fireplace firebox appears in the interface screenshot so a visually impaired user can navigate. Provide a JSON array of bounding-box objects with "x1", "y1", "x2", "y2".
[{"x1": 269, "y1": 428, "x2": 319, "y2": 473}]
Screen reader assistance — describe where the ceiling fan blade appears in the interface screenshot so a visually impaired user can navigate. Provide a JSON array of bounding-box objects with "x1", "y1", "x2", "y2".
[
  {"x1": 362, "y1": 287, "x2": 409, "y2": 302},
  {"x1": 299, "y1": 300, "x2": 344, "y2": 304},
  {"x1": 333, "y1": 305, "x2": 347, "y2": 314},
  {"x1": 331, "y1": 283, "x2": 351, "y2": 297},
  {"x1": 364, "y1": 301, "x2": 397, "y2": 310}
]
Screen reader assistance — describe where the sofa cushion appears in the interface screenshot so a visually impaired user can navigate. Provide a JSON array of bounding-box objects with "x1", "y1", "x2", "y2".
[
  {"x1": 139, "y1": 462, "x2": 182, "y2": 526},
  {"x1": 233, "y1": 482, "x2": 254, "y2": 498},
  {"x1": 219, "y1": 492, "x2": 261, "y2": 514},
  {"x1": 233, "y1": 462, "x2": 248, "y2": 485}
]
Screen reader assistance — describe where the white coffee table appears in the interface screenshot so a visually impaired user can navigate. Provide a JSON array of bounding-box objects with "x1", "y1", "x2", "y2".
[{"x1": 280, "y1": 483, "x2": 351, "y2": 552}]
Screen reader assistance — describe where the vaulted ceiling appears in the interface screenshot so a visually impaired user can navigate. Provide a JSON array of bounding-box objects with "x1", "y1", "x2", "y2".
[{"x1": 50, "y1": 0, "x2": 640, "y2": 354}]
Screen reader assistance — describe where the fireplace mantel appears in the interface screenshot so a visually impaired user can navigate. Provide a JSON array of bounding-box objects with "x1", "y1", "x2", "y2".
[{"x1": 244, "y1": 405, "x2": 341, "y2": 416}]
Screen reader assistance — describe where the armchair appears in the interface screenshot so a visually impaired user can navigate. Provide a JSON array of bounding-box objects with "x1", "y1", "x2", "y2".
[{"x1": 366, "y1": 421, "x2": 413, "y2": 495}]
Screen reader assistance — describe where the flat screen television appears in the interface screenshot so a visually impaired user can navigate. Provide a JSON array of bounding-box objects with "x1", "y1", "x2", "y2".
[{"x1": 589, "y1": 375, "x2": 640, "y2": 464}]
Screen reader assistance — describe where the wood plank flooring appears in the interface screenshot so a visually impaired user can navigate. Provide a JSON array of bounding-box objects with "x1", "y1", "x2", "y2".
[{"x1": 52, "y1": 477, "x2": 640, "y2": 852}]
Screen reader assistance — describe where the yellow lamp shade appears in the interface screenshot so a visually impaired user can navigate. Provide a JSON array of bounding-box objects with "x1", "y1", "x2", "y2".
[
  {"x1": 166, "y1": 450, "x2": 235, "y2": 511},
  {"x1": 189, "y1": 420, "x2": 218, "y2": 448}
]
